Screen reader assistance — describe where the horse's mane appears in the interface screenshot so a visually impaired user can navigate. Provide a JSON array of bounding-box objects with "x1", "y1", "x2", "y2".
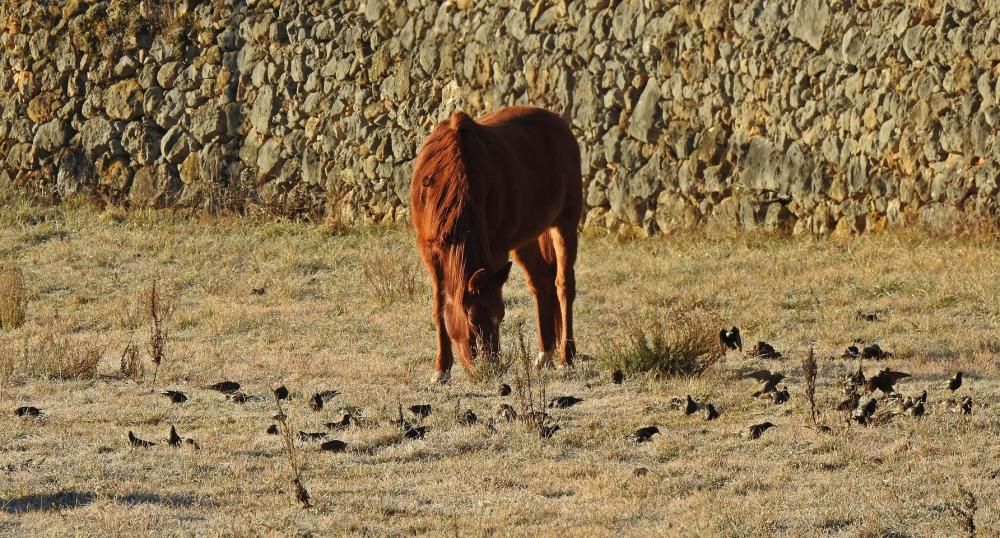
[{"x1": 412, "y1": 112, "x2": 479, "y2": 248}]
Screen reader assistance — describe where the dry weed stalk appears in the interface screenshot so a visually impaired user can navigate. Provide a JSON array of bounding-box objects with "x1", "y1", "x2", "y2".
[
  {"x1": 0, "y1": 264, "x2": 26, "y2": 330},
  {"x1": 802, "y1": 347, "x2": 818, "y2": 426},
  {"x1": 145, "y1": 280, "x2": 172, "y2": 384},
  {"x1": 119, "y1": 341, "x2": 143, "y2": 385},
  {"x1": 511, "y1": 325, "x2": 548, "y2": 427},
  {"x1": 273, "y1": 394, "x2": 311, "y2": 508}
]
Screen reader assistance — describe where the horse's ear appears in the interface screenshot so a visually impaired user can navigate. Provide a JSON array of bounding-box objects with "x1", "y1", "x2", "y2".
[
  {"x1": 494, "y1": 261, "x2": 512, "y2": 285},
  {"x1": 467, "y1": 268, "x2": 488, "y2": 294}
]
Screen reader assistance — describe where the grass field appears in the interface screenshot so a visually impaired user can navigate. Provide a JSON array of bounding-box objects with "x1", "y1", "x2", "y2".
[{"x1": 1, "y1": 200, "x2": 999, "y2": 536}]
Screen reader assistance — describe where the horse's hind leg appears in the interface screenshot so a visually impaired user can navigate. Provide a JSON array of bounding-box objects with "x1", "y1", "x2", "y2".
[
  {"x1": 549, "y1": 217, "x2": 578, "y2": 367},
  {"x1": 513, "y1": 240, "x2": 559, "y2": 369}
]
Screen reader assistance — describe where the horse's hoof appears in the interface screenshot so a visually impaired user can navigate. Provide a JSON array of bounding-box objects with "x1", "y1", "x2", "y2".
[
  {"x1": 534, "y1": 351, "x2": 554, "y2": 370},
  {"x1": 430, "y1": 370, "x2": 451, "y2": 384}
]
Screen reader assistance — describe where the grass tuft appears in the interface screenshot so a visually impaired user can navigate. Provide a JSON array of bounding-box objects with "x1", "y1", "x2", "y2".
[
  {"x1": 598, "y1": 308, "x2": 723, "y2": 378},
  {"x1": 361, "y1": 249, "x2": 420, "y2": 306},
  {"x1": 1, "y1": 329, "x2": 104, "y2": 381},
  {"x1": 0, "y1": 263, "x2": 26, "y2": 330}
]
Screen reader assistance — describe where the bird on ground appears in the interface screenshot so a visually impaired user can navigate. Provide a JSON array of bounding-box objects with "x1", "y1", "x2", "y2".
[
  {"x1": 539, "y1": 424, "x2": 561, "y2": 438},
  {"x1": 273, "y1": 386, "x2": 289, "y2": 400},
  {"x1": 770, "y1": 387, "x2": 790, "y2": 405},
  {"x1": 266, "y1": 424, "x2": 279, "y2": 435},
  {"x1": 498, "y1": 383, "x2": 512, "y2": 396},
  {"x1": 837, "y1": 391, "x2": 860, "y2": 412},
  {"x1": 842, "y1": 345, "x2": 861, "y2": 359},
  {"x1": 161, "y1": 390, "x2": 187, "y2": 404},
  {"x1": 496, "y1": 404, "x2": 517, "y2": 422},
  {"x1": 311, "y1": 393, "x2": 324, "y2": 411},
  {"x1": 847, "y1": 362, "x2": 866, "y2": 389},
  {"x1": 704, "y1": 403, "x2": 720, "y2": 420},
  {"x1": 15, "y1": 406, "x2": 42, "y2": 417},
  {"x1": 403, "y1": 423, "x2": 429, "y2": 439},
  {"x1": 865, "y1": 368, "x2": 910, "y2": 395},
  {"x1": 633, "y1": 467, "x2": 649, "y2": 477},
  {"x1": 409, "y1": 404, "x2": 433, "y2": 418},
  {"x1": 959, "y1": 396, "x2": 973, "y2": 415},
  {"x1": 298, "y1": 431, "x2": 328, "y2": 442},
  {"x1": 294, "y1": 479, "x2": 311, "y2": 508},
  {"x1": 684, "y1": 395, "x2": 699, "y2": 415},
  {"x1": 856, "y1": 311, "x2": 879, "y2": 322},
  {"x1": 611, "y1": 369, "x2": 624, "y2": 384},
  {"x1": 128, "y1": 431, "x2": 156, "y2": 448},
  {"x1": 914, "y1": 390, "x2": 928, "y2": 406},
  {"x1": 326, "y1": 414, "x2": 352, "y2": 431},
  {"x1": 168, "y1": 425, "x2": 182, "y2": 447},
  {"x1": 749, "y1": 341, "x2": 781, "y2": 358},
  {"x1": 947, "y1": 371, "x2": 963, "y2": 392},
  {"x1": 907, "y1": 401, "x2": 925, "y2": 417},
  {"x1": 861, "y1": 344, "x2": 891, "y2": 359},
  {"x1": 320, "y1": 440, "x2": 347, "y2": 452},
  {"x1": 228, "y1": 392, "x2": 255, "y2": 404},
  {"x1": 628, "y1": 426, "x2": 660, "y2": 444},
  {"x1": 720, "y1": 327, "x2": 743, "y2": 351},
  {"x1": 853, "y1": 398, "x2": 878, "y2": 425},
  {"x1": 746, "y1": 422, "x2": 775, "y2": 439},
  {"x1": 459, "y1": 409, "x2": 478, "y2": 426},
  {"x1": 746, "y1": 369, "x2": 785, "y2": 396},
  {"x1": 549, "y1": 396, "x2": 583, "y2": 409},
  {"x1": 206, "y1": 381, "x2": 240, "y2": 394}
]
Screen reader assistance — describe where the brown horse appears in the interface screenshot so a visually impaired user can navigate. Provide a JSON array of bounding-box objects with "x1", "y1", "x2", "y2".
[{"x1": 410, "y1": 106, "x2": 582, "y2": 383}]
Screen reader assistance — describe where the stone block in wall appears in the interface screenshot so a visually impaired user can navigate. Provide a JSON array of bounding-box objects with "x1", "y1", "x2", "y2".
[
  {"x1": 105, "y1": 79, "x2": 142, "y2": 121},
  {"x1": 130, "y1": 164, "x2": 181, "y2": 207},
  {"x1": 32, "y1": 119, "x2": 68, "y2": 157},
  {"x1": 160, "y1": 126, "x2": 194, "y2": 165}
]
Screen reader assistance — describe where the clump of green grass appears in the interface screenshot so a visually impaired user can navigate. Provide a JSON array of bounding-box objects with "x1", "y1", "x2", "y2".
[
  {"x1": 599, "y1": 308, "x2": 723, "y2": 378},
  {"x1": 0, "y1": 264, "x2": 26, "y2": 330}
]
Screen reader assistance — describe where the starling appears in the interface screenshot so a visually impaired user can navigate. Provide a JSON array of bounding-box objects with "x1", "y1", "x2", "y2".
[
  {"x1": 611, "y1": 369, "x2": 624, "y2": 384},
  {"x1": 498, "y1": 383, "x2": 512, "y2": 396},
  {"x1": 704, "y1": 403, "x2": 720, "y2": 420},
  {"x1": 293, "y1": 478, "x2": 311, "y2": 508},
  {"x1": 548, "y1": 396, "x2": 583, "y2": 409},
  {"x1": 914, "y1": 390, "x2": 928, "y2": 406},
  {"x1": 633, "y1": 467, "x2": 649, "y2": 477},
  {"x1": 15, "y1": 406, "x2": 41, "y2": 417},
  {"x1": 316, "y1": 390, "x2": 339, "y2": 401},
  {"x1": 720, "y1": 327, "x2": 743, "y2": 351},
  {"x1": 746, "y1": 422, "x2": 775, "y2": 439},
  {"x1": 206, "y1": 381, "x2": 241, "y2": 394},
  {"x1": 228, "y1": 392, "x2": 253, "y2": 404},
  {"x1": 266, "y1": 424, "x2": 280, "y2": 435},
  {"x1": 409, "y1": 404, "x2": 433, "y2": 418},
  {"x1": 403, "y1": 423, "x2": 429, "y2": 440},
  {"x1": 128, "y1": 431, "x2": 156, "y2": 448},
  {"x1": 947, "y1": 371, "x2": 963, "y2": 392},
  {"x1": 185, "y1": 438, "x2": 201, "y2": 450},
  {"x1": 320, "y1": 439, "x2": 347, "y2": 452},
  {"x1": 856, "y1": 310, "x2": 879, "y2": 322},
  {"x1": 684, "y1": 395, "x2": 699, "y2": 415},
  {"x1": 842, "y1": 345, "x2": 861, "y2": 359},
  {"x1": 251, "y1": 287, "x2": 266, "y2": 296},
  {"x1": 864, "y1": 368, "x2": 910, "y2": 395},
  {"x1": 749, "y1": 342, "x2": 780, "y2": 359},
  {"x1": 771, "y1": 387, "x2": 790, "y2": 405},
  {"x1": 310, "y1": 393, "x2": 324, "y2": 411},
  {"x1": 853, "y1": 398, "x2": 878, "y2": 425},
  {"x1": 628, "y1": 426, "x2": 660, "y2": 444},
  {"x1": 746, "y1": 369, "x2": 785, "y2": 396},
  {"x1": 162, "y1": 390, "x2": 188, "y2": 404},
  {"x1": 496, "y1": 404, "x2": 517, "y2": 422},
  {"x1": 325, "y1": 413, "x2": 352, "y2": 431},
  {"x1": 907, "y1": 401, "x2": 925, "y2": 417},
  {"x1": 861, "y1": 344, "x2": 891, "y2": 359},
  {"x1": 848, "y1": 362, "x2": 866, "y2": 388},
  {"x1": 459, "y1": 409, "x2": 478, "y2": 426},
  {"x1": 668, "y1": 397, "x2": 686, "y2": 410},
  {"x1": 298, "y1": 431, "x2": 328, "y2": 442},
  {"x1": 539, "y1": 424, "x2": 561, "y2": 438},
  {"x1": 274, "y1": 385, "x2": 289, "y2": 400},
  {"x1": 168, "y1": 425, "x2": 182, "y2": 447},
  {"x1": 960, "y1": 396, "x2": 972, "y2": 415},
  {"x1": 837, "y1": 391, "x2": 860, "y2": 412}
]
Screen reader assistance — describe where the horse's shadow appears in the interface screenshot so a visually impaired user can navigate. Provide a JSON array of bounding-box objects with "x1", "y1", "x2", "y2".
[{"x1": 2, "y1": 491, "x2": 197, "y2": 513}]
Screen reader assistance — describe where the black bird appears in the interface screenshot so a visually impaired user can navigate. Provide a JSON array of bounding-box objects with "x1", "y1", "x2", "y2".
[
  {"x1": 162, "y1": 390, "x2": 187, "y2": 404},
  {"x1": 294, "y1": 478, "x2": 311, "y2": 508},
  {"x1": 907, "y1": 401, "x2": 925, "y2": 417},
  {"x1": 749, "y1": 341, "x2": 780, "y2": 358},
  {"x1": 128, "y1": 431, "x2": 156, "y2": 448},
  {"x1": 310, "y1": 393, "x2": 324, "y2": 411},
  {"x1": 320, "y1": 440, "x2": 348, "y2": 452},
  {"x1": 611, "y1": 369, "x2": 624, "y2": 384},
  {"x1": 746, "y1": 422, "x2": 775, "y2": 439},
  {"x1": 853, "y1": 398, "x2": 878, "y2": 425},
  {"x1": 704, "y1": 403, "x2": 720, "y2": 420},
  {"x1": 228, "y1": 392, "x2": 253, "y2": 404},
  {"x1": 316, "y1": 390, "x2": 338, "y2": 401},
  {"x1": 746, "y1": 369, "x2": 785, "y2": 396},
  {"x1": 498, "y1": 383, "x2": 512, "y2": 396},
  {"x1": 273, "y1": 385, "x2": 289, "y2": 400},
  {"x1": 549, "y1": 396, "x2": 583, "y2": 409},
  {"x1": 837, "y1": 391, "x2": 860, "y2": 412},
  {"x1": 459, "y1": 409, "x2": 478, "y2": 426},
  {"x1": 298, "y1": 431, "x2": 328, "y2": 442},
  {"x1": 720, "y1": 327, "x2": 743, "y2": 351},
  {"x1": 960, "y1": 396, "x2": 973, "y2": 415},
  {"x1": 842, "y1": 345, "x2": 861, "y2": 359},
  {"x1": 914, "y1": 390, "x2": 928, "y2": 406},
  {"x1": 684, "y1": 395, "x2": 699, "y2": 415},
  {"x1": 539, "y1": 424, "x2": 561, "y2": 438},
  {"x1": 168, "y1": 425, "x2": 182, "y2": 447},
  {"x1": 266, "y1": 424, "x2": 280, "y2": 435},
  {"x1": 496, "y1": 404, "x2": 517, "y2": 422},
  {"x1": 186, "y1": 438, "x2": 201, "y2": 450},
  {"x1": 856, "y1": 310, "x2": 879, "y2": 322},
  {"x1": 861, "y1": 344, "x2": 891, "y2": 359},
  {"x1": 15, "y1": 406, "x2": 41, "y2": 417},
  {"x1": 409, "y1": 404, "x2": 433, "y2": 418},
  {"x1": 770, "y1": 388, "x2": 790, "y2": 405},
  {"x1": 947, "y1": 371, "x2": 963, "y2": 392},
  {"x1": 206, "y1": 381, "x2": 241, "y2": 394},
  {"x1": 865, "y1": 368, "x2": 910, "y2": 395},
  {"x1": 325, "y1": 413, "x2": 352, "y2": 431},
  {"x1": 251, "y1": 287, "x2": 266, "y2": 296},
  {"x1": 628, "y1": 426, "x2": 660, "y2": 444},
  {"x1": 848, "y1": 362, "x2": 866, "y2": 388},
  {"x1": 403, "y1": 423, "x2": 429, "y2": 440}
]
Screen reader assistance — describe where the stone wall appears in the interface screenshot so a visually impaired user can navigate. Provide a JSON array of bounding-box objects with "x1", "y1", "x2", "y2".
[{"x1": 2, "y1": 0, "x2": 999, "y2": 234}]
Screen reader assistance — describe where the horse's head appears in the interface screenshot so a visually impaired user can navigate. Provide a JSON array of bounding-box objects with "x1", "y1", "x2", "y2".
[{"x1": 445, "y1": 262, "x2": 512, "y2": 364}]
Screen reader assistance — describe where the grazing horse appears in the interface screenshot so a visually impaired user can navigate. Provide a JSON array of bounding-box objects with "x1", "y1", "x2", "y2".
[{"x1": 410, "y1": 106, "x2": 582, "y2": 383}]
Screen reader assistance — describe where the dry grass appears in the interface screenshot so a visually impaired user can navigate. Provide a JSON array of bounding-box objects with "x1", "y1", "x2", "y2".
[
  {"x1": 1, "y1": 326, "x2": 103, "y2": 381},
  {"x1": 1, "y1": 202, "x2": 1000, "y2": 535},
  {"x1": 360, "y1": 246, "x2": 421, "y2": 306},
  {"x1": 0, "y1": 263, "x2": 26, "y2": 330},
  {"x1": 598, "y1": 308, "x2": 723, "y2": 377}
]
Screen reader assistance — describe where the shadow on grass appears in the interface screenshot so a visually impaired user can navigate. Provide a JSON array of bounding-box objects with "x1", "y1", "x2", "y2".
[{"x1": 2, "y1": 491, "x2": 198, "y2": 513}]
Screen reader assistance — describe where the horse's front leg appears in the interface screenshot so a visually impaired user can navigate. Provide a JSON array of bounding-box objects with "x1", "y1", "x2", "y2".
[{"x1": 425, "y1": 255, "x2": 454, "y2": 384}]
